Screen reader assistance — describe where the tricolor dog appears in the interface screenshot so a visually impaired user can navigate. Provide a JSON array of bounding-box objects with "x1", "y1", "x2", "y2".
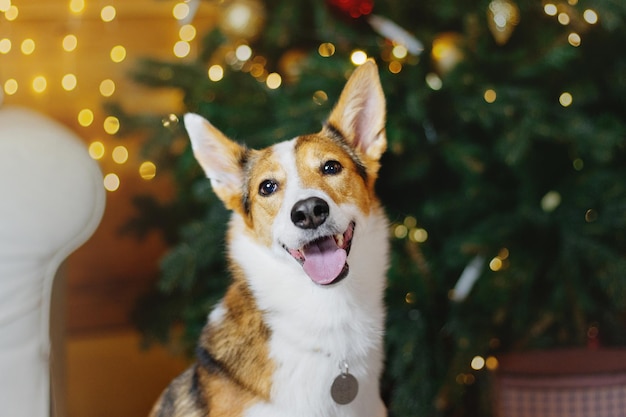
[{"x1": 150, "y1": 60, "x2": 389, "y2": 417}]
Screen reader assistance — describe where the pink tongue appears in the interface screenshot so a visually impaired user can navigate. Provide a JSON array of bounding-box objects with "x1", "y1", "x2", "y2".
[{"x1": 302, "y1": 237, "x2": 347, "y2": 285}]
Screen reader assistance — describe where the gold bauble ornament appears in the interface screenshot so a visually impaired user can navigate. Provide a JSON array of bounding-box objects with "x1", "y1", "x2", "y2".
[
  {"x1": 487, "y1": 0, "x2": 520, "y2": 45},
  {"x1": 220, "y1": 0, "x2": 265, "y2": 40},
  {"x1": 431, "y1": 32, "x2": 464, "y2": 76}
]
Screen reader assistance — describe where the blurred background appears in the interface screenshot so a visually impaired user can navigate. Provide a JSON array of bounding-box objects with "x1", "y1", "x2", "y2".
[{"x1": 1, "y1": 0, "x2": 625, "y2": 416}]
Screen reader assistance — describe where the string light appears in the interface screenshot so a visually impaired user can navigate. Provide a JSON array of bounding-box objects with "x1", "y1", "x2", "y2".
[
  {"x1": 99, "y1": 79, "x2": 115, "y2": 97},
  {"x1": 318, "y1": 43, "x2": 335, "y2": 57},
  {"x1": 557, "y1": 12, "x2": 570, "y2": 25},
  {"x1": 388, "y1": 61, "x2": 402, "y2": 74},
  {"x1": 235, "y1": 44, "x2": 252, "y2": 61},
  {"x1": 103, "y1": 116, "x2": 120, "y2": 135},
  {"x1": 425, "y1": 73, "x2": 442, "y2": 90},
  {"x1": 0, "y1": 0, "x2": 10, "y2": 12},
  {"x1": 350, "y1": 50, "x2": 368, "y2": 65},
  {"x1": 78, "y1": 109, "x2": 94, "y2": 127},
  {"x1": 173, "y1": 41, "x2": 190, "y2": 58},
  {"x1": 172, "y1": 2, "x2": 190, "y2": 20},
  {"x1": 69, "y1": 0, "x2": 85, "y2": 14},
  {"x1": 139, "y1": 161, "x2": 157, "y2": 180},
  {"x1": 179, "y1": 24, "x2": 196, "y2": 42},
  {"x1": 3, "y1": 79, "x2": 18, "y2": 95},
  {"x1": 484, "y1": 89, "x2": 497, "y2": 103},
  {"x1": 470, "y1": 356, "x2": 485, "y2": 370},
  {"x1": 103, "y1": 173, "x2": 120, "y2": 191},
  {"x1": 266, "y1": 73, "x2": 282, "y2": 89},
  {"x1": 100, "y1": 5, "x2": 116, "y2": 22},
  {"x1": 62, "y1": 73, "x2": 78, "y2": 91},
  {"x1": 543, "y1": 4, "x2": 557, "y2": 16},
  {"x1": 208, "y1": 65, "x2": 224, "y2": 82},
  {"x1": 559, "y1": 92, "x2": 573, "y2": 107},
  {"x1": 62, "y1": 34, "x2": 78, "y2": 52},
  {"x1": 568, "y1": 33, "x2": 581, "y2": 47},
  {"x1": 583, "y1": 9, "x2": 598, "y2": 24},
  {"x1": 88, "y1": 141, "x2": 105, "y2": 160},
  {"x1": 32, "y1": 75, "x2": 47, "y2": 93},
  {"x1": 112, "y1": 145, "x2": 129, "y2": 164},
  {"x1": 21, "y1": 38, "x2": 35, "y2": 55},
  {"x1": 485, "y1": 356, "x2": 499, "y2": 370},
  {"x1": 110, "y1": 45, "x2": 126, "y2": 63},
  {"x1": 4, "y1": 4, "x2": 17, "y2": 20},
  {"x1": 0, "y1": 38, "x2": 11, "y2": 54},
  {"x1": 392, "y1": 44, "x2": 408, "y2": 60}
]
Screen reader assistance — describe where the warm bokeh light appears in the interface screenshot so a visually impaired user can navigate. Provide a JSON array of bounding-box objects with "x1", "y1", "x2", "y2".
[
  {"x1": 0, "y1": 38, "x2": 11, "y2": 54},
  {"x1": 3, "y1": 79, "x2": 18, "y2": 95},
  {"x1": 568, "y1": 33, "x2": 581, "y2": 47},
  {"x1": 88, "y1": 141, "x2": 105, "y2": 160},
  {"x1": 99, "y1": 79, "x2": 115, "y2": 97},
  {"x1": 61, "y1": 73, "x2": 77, "y2": 91},
  {"x1": 266, "y1": 72, "x2": 282, "y2": 89},
  {"x1": 583, "y1": 9, "x2": 598, "y2": 24},
  {"x1": 350, "y1": 50, "x2": 368, "y2": 65},
  {"x1": 471, "y1": 356, "x2": 485, "y2": 371},
  {"x1": 485, "y1": 356, "x2": 499, "y2": 371},
  {"x1": 179, "y1": 24, "x2": 196, "y2": 42},
  {"x1": 4, "y1": 4, "x2": 17, "y2": 21},
  {"x1": 484, "y1": 89, "x2": 497, "y2": 103},
  {"x1": 0, "y1": 0, "x2": 11, "y2": 12},
  {"x1": 312, "y1": 90, "x2": 328, "y2": 105},
  {"x1": 139, "y1": 161, "x2": 157, "y2": 180},
  {"x1": 557, "y1": 12, "x2": 570, "y2": 25},
  {"x1": 62, "y1": 34, "x2": 78, "y2": 52},
  {"x1": 69, "y1": 0, "x2": 85, "y2": 14},
  {"x1": 559, "y1": 92, "x2": 573, "y2": 107},
  {"x1": 425, "y1": 73, "x2": 442, "y2": 90},
  {"x1": 235, "y1": 44, "x2": 252, "y2": 61},
  {"x1": 100, "y1": 5, "x2": 116, "y2": 22},
  {"x1": 318, "y1": 42, "x2": 335, "y2": 57},
  {"x1": 103, "y1": 173, "x2": 120, "y2": 191},
  {"x1": 489, "y1": 257, "x2": 503, "y2": 271},
  {"x1": 110, "y1": 45, "x2": 126, "y2": 63},
  {"x1": 103, "y1": 116, "x2": 120, "y2": 135},
  {"x1": 173, "y1": 41, "x2": 190, "y2": 58},
  {"x1": 543, "y1": 3, "x2": 557, "y2": 16},
  {"x1": 388, "y1": 61, "x2": 402, "y2": 74},
  {"x1": 392, "y1": 44, "x2": 408, "y2": 60},
  {"x1": 78, "y1": 109, "x2": 94, "y2": 127},
  {"x1": 172, "y1": 2, "x2": 189, "y2": 20},
  {"x1": 208, "y1": 65, "x2": 224, "y2": 82},
  {"x1": 112, "y1": 145, "x2": 129, "y2": 164},
  {"x1": 21, "y1": 38, "x2": 35, "y2": 55},
  {"x1": 394, "y1": 224, "x2": 408, "y2": 239},
  {"x1": 409, "y1": 228, "x2": 428, "y2": 243},
  {"x1": 32, "y1": 75, "x2": 47, "y2": 93}
]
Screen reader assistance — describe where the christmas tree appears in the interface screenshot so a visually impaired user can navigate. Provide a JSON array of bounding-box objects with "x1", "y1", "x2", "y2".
[{"x1": 117, "y1": 0, "x2": 626, "y2": 415}]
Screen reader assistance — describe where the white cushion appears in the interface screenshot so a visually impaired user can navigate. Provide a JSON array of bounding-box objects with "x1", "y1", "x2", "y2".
[{"x1": 0, "y1": 106, "x2": 105, "y2": 417}]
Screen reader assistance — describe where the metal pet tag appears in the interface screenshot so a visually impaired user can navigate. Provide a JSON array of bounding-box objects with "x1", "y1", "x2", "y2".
[{"x1": 331, "y1": 361, "x2": 359, "y2": 405}]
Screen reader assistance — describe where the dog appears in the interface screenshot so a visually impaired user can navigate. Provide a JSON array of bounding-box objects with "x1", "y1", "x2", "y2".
[{"x1": 150, "y1": 59, "x2": 389, "y2": 417}]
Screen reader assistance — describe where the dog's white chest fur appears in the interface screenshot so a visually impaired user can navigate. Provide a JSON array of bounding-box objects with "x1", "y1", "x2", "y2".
[{"x1": 226, "y1": 198, "x2": 388, "y2": 417}]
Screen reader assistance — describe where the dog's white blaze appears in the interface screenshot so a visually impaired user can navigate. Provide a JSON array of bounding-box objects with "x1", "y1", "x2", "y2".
[{"x1": 226, "y1": 137, "x2": 389, "y2": 417}]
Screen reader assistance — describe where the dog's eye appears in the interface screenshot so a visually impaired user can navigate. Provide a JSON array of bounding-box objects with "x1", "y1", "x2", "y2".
[
  {"x1": 259, "y1": 179, "x2": 279, "y2": 196},
  {"x1": 322, "y1": 160, "x2": 343, "y2": 175}
]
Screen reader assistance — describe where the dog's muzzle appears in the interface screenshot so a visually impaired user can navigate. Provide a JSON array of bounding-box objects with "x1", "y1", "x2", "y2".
[{"x1": 285, "y1": 197, "x2": 354, "y2": 285}]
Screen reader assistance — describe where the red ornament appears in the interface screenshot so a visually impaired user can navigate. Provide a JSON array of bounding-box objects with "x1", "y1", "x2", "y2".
[{"x1": 327, "y1": 0, "x2": 373, "y2": 18}]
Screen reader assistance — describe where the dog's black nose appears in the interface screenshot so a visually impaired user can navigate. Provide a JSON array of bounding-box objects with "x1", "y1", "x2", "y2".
[{"x1": 291, "y1": 197, "x2": 329, "y2": 229}]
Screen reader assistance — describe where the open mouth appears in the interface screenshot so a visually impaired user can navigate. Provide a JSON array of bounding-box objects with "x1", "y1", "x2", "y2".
[{"x1": 284, "y1": 222, "x2": 355, "y2": 286}]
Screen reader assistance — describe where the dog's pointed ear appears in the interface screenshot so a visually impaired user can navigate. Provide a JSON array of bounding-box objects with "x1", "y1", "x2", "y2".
[
  {"x1": 326, "y1": 59, "x2": 386, "y2": 163},
  {"x1": 184, "y1": 113, "x2": 247, "y2": 211}
]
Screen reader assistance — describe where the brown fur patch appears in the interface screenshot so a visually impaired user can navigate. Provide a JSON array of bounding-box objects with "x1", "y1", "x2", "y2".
[
  {"x1": 242, "y1": 147, "x2": 287, "y2": 247},
  {"x1": 294, "y1": 133, "x2": 375, "y2": 215},
  {"x1": 200, "y1": 268, "x2": 274, "y2": 400}
]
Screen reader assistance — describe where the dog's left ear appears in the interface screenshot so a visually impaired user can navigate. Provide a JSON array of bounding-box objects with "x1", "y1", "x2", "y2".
[
  {"x1": 326, "y1": 59, "x2": 386, "y2": 164},
  {"x1": 184, "y1": 113, "x2": 247, "y2": 212}
]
